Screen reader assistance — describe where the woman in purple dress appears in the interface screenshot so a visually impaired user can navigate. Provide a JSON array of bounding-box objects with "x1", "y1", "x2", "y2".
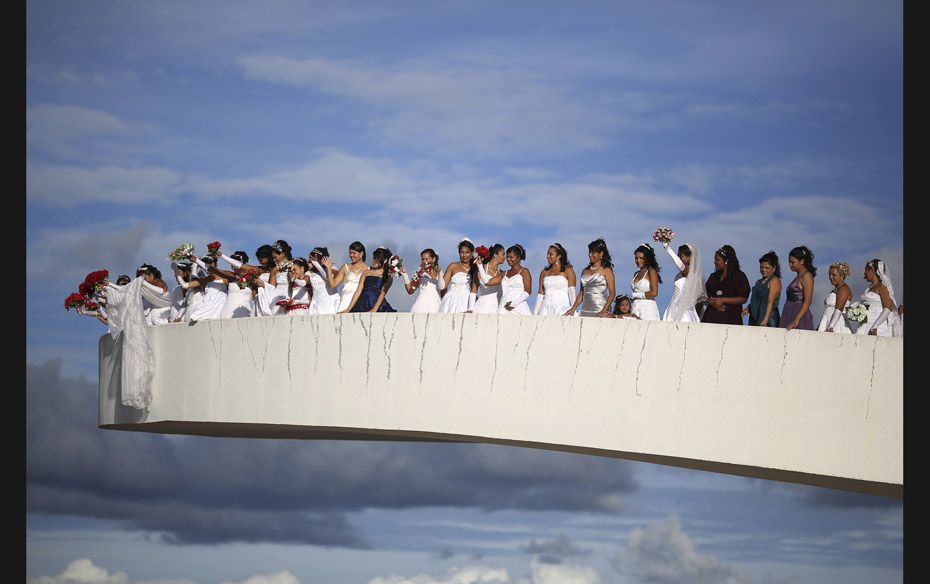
[
  {"x1": 700, "y1": 244, "x2": 750, "y2": 325},
  {"x1": 781, "y1": 246, "x2": 816, "y2": 331}
]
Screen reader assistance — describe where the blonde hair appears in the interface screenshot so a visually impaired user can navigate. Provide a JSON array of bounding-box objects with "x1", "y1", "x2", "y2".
[{"x1": 830, "y1": 261, "x2": 850, "y2": 277}]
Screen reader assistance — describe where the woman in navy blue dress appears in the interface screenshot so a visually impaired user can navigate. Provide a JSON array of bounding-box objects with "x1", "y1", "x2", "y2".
[{"x1": 342, "y1": 246, "x2": 397, "y2": 313}]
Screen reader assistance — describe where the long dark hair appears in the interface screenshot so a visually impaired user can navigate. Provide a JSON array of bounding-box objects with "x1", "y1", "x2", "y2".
[
  {"x1": 635, "y1": 243, "x2": 662, "y2": 284},
  {"x1": 507, "y1": 244, "x2": 526, "y2": 262},
  {"x1": 231, "y1": 250, "x2": 249, "y2": 264},
  {"x1": 255, "y1": 244, "x2": 274, "y2": 269},
  {"x1": 715, "y1": 244, "x2": 740, "y2": 273},
  {"x1": 789, "y1": 246, "x2": 817, "y2": 278},
  {"x1": 758, "y1": 250, "x2": 782, "y2": 278},
  {"x1": 458, "y1": 239, "x2": 477, "y2": 281},
  {"x1": 349, "y1": 241, "x2": 367, "y2": 262},
  {"x1": 372, "y1": 246, "x2": 392, "y2": 290},
  {"x1": 272, "y1": 239, "x2": 293, "y2": 260},
  {"x1": 587, "y1": 238, "x2": 613, "y2": 269},
  {"x1": 484, "y1": 243, "x2": 504, "y2": 266},
  {"x1": 546, "y1": 243, "x2": 570, "y2": 272}
]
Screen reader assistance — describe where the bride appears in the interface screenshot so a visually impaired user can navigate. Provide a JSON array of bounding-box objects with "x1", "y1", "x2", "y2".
[
  {"x1": 662, "y1": 241, "x2": 705, "y2": 322},
  {"x1": 857, "y1": 259, "x2": 899, "y2": 337}
]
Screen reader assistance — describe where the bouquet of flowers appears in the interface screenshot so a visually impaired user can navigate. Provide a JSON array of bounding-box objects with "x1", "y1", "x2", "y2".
[
  {"x1": 845, "y1": 302, "x2": 868, "y2": 324},
  {"x1": 653, "y1": 227, "x2": 675, "y2": 244},
  {"x1": 83, "y1": 298, "x2": 99, "y2": 311},
  {"x1": 64, "y1": 293, "x2": 85, "y2": 311},
  {"x1": 475, "y1": 245, "x2": 490, "y2": 261},
  {"x1": 387, "y1": 255, "x2": 403, "y2": 278},
  {"x1": 82, "y1": 270, "x2": 109, "y2": 294},
  {"x1": 411, "y1": 260, "x2": 435, "y2": 286},
  {"x1": 236, "y1": 269, "x2": 261, "y2": 289},
  {"x1": 206, "y1": 241, "x2": 222, "y2": 258},
  {"x1": 167, "y1": 243, "x2": 194, "y2": 261}
]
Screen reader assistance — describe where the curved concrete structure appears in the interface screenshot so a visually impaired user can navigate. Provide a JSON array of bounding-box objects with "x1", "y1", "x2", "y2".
[{"x1": 99, "y1": 314, "x2": 903, "y2": 497}]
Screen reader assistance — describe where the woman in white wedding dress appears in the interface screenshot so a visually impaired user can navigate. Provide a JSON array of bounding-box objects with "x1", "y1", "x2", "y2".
[
  {"x1": 818, "y1": 261, "x2": 852, "y2": 334},
  {"x1": 472, "y1": 244, "x2": 504, "y2": 314},
  {"x1": 564, "y1": 238, "x2": 616, "y2": 317},
  {"x1": 534, "y1": 243, "x2": 576, "y2": 316},
  {"x1": 661, "y1": 241, "x2": 705, "y2": 323},
  {"x1": 136, "y1": 264, "x2": 173, "y2": 325},
  {"x1": 402, "y1": 248, "x2": 444, "y2": 314},
  {"x1": 203, "y1": 250, "x2": 256, "y2": 319},
  {"x1": 630, "y1": 243, "x2": 661, "y2": 321},
  {"x1": 438, "y1": 239, "x2": 476, "y2": 314},
  {"x1": 856, "y1": 259, "x2": 899, "y2": 337},
  {"x1": 282, "y1": 259, "x2": 312, "y2": 316},
  {"x1": 306, "y1": 247, "x2": 341, "y2": 315},
  {"x1": 186, "y1": 256, "x2": 229, "y2": 322},
  {"x1": 480, "y1": 244, "x2": 533, "y2": 315},
  {"x1": 217, "y1": 244, "x2": 274, "y2": 316},
  {"x1": 321, "y1": 241, "x2": 370, "y2": 313}
]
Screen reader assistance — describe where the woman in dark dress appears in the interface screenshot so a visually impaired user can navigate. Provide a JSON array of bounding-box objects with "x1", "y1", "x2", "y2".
[
  {"x1": 781, "y1": 246, "x2": 816, "y2": 331},
  {"x1": 744, "y1": 250, "x2": 781, "y2": 327},
  {"x1": 701, "y1": 244, "x2": 751, "y2": 325},
  {"x1": 342, "y1": 246, "x2": 397, "y2": 313}
]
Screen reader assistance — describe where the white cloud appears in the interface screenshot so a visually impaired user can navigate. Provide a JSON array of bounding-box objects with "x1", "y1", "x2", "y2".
[
  {"x1": 368, "y1": 565, "x2": 512, "y2": 584},
  {"x1": 27, "y1": 163, "x2": 182, "y2": 206},
  {"x1": 219, "y1": 571, "x2": 300, "y2": 584},
  {"x1": 29, "y1": 558, "x2": 130, "y2": 584},
  {"x1": 238, "y1": 55, "x2": 616, "y2": 156},
  {"x1": 530, "y1": 558, "x2": 601, "y2": 584},
  {"x1": 613, "y1": 516, "x2": 753, "y2": 584},
  {"x1": 28, "y1": 104, "x2": 128, "y2": 158}
]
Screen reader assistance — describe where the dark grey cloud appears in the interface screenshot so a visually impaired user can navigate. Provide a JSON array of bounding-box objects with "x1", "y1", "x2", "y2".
[
  {"x1": 521, "y1": 535, "x2": 590, "y2": 565},
  {"x1": 432, "y1": 548, "x2": 455, "y2": 560},
  {"x1": 27, "y1": 361, "x2": 638, "y2": 547}
]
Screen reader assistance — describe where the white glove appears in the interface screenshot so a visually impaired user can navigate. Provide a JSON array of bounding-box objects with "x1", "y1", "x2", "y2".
[
  {"x1": 468, "y1": 292, "x2": 477, "y2": 311},
  {"x1": 567, "y1": 287, "x2": 576, "y2": 307},
  {"x1": 401, "y1": 271, "x2": 411, "y2": 285},
  {"x1": 827, "y1": 308, "x2": 843, "y2": 330},
  {"x1": 871, "y1": 308, "x2": 893, "y2": 332},
  {"x1": 476, "y1": 262, "x2": 490, "y2": 285},
  {"x1": 193, "y1": 257, "x2": 208, "y2": 272},
  {"x1": 436, "y1": 269, "x2": 446, "y2": 291},
  {"x1": 533, "y1": 293, "x2": 546, "y2": 315},
  {"x1": 220, "y1": 253, "x2": 243, "y2": 269},
  {"x1": 175, "y1": 273, "x2": 190, "y2": 289},
  {"x1": 508, "y1": 291, "x2": 529, "y2": 309}
]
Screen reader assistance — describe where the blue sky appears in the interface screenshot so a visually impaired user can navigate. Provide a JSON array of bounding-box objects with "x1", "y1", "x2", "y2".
[{"x1": 26, "y1": 1, "x2": 902, "y2": 582}]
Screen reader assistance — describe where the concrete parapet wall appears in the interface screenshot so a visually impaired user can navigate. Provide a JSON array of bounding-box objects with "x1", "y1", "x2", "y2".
[{"x1": 99, "y1": 313, "x2": 903, "y2": 497}]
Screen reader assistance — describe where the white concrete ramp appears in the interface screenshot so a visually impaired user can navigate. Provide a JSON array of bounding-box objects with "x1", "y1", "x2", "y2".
[{"x1": 99, "y1": 313, "x2": 903, "y2": 498}]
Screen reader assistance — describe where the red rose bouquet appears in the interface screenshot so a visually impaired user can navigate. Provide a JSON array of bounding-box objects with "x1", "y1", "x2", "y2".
[
  {"x1": 64, "y1": 293, "x2": 85, "y2": 311},
  {"x1": 206, "y1": 241, "x2": 222, "y2": 258},
  {"x1": 475, "y1": 245, "x2": 489, "y2": 260}
]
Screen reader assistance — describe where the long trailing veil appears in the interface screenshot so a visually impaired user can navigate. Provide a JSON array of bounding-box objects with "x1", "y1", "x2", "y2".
[
  {"x1": 669, "y1": 242, "x2": 707, "y2": 322},
  {"x1": 876, "y1": 260, "x2": 901, "y2": 335},
  {"x1": 104, "y1": 277, "x2": 155, "y2": 410}
]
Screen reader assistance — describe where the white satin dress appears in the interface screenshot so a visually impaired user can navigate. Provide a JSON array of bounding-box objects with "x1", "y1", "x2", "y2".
[
  {"x1": 538, "y1": 274, "x2": 572, "y2": 315},
  {"x1": 631, "y1": 273, "x2": 661, "y2": 321},
  {"x1": 816, "y1": 290, "x2": 851, "y2": 333},
  {"x1": 498, "y1": 270, "x2": 532, "y2": 315},
  {"x1": 188, "y1": 279, "x2": 228, "y2": 321},
  {"x1": 410, "y1": 271, "x2": 442, "y2": 314},
  {"x1": 337, "y1": 265, "x2": 364, "y2": 313},
  {"x1": 855, "y1": 289, "x2": 895, "y2": 337},
  {"x1": 307, "y1": 270, "x2": 341, "y2": 315},
  {"x1": 438, "y1": 271, "x2": 471, "y2": 314},
  {"x1": 474, "y1": 265, "x2": 502, "y2": 314}
]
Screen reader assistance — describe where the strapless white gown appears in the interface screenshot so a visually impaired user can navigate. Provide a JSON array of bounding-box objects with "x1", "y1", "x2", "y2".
[
  {"x1": 817, "y1": 290, "x2": 851, "y2": 333},
  {"x1": 337, "y1": 265, "x2": 364, "y2": 313},
  {"x1": 439, "y1": 271, "x2": 471, "y2": 314},
  {"x1": 267, "y1": 271, "x2": 290, "y2": 316},
  {"x1": 498, "y1": 271, "x2": 531, "y2": 315},
  {"x1": 631, "y1": 273, "x2": 660, "y2": 321},
  {"x1": 579, "y1": 271, "x2": 609, "y2": 317},
  {"x1": 188, "y1": 279, "x2": 228, "y2": 321},
  {"x1": 538, "y1": 274, "x2": 572, "y2": 316},
  {"x1": 474, "y1": 266, "x2": 502, "y2": 314},
  {"x1": 220, "y1": 280, "x2": 255, "y2": 319},
  {"x1": 307, "y1": 270, "x2": 340, "y2": 315},
  {"x1": 663, "y1": 272, "x2": 700, "y2": 322},
  {"x1": 285, "y1": 283, "x2": 311, "y2": 316},
  {"x1": 410, "y1": 272, "x2": 442, "y2": 314},
  {"x1": 855, "y1": 289, "x2": 895, "y2": 337}
]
